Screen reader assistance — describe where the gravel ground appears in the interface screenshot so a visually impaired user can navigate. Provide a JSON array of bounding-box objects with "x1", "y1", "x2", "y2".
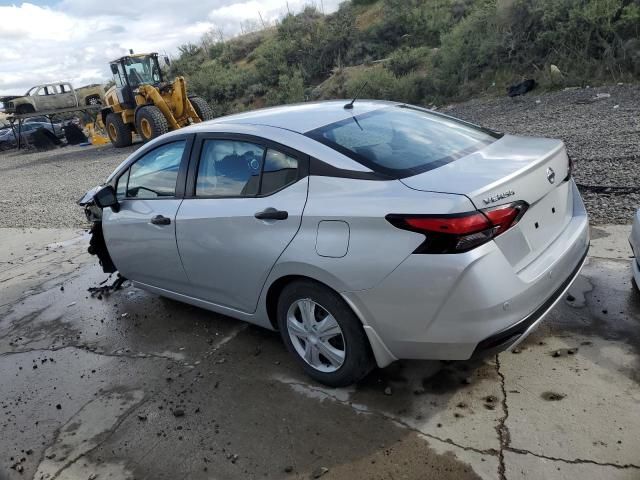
[
  {"x1": 0, "y1": 143, "x2": 138, "y2": 228},
  {"x1": 447, "y1": 83, "x2": 640, "y2": 224},
  {"x1": 0, "y1": 84, "x2": 638, "y2": 228}
]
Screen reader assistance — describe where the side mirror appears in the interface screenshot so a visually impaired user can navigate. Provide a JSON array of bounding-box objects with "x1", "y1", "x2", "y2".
[
  {"x1": 110, "y1": 64, "x2": 119, "y2": 75},
  {"x1": 94, "y1": 185, "x2": 119, "y2": 212},
  {"x1": 164, "y1": 56, "x2": 171, "y2": 66}
]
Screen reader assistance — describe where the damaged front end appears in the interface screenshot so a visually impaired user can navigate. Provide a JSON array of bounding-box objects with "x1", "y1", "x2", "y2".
[{"x1": 78, "y1": 186, "x2": 117, "y2": 274}]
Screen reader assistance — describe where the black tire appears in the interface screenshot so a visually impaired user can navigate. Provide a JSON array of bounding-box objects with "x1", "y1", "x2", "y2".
[
  {"x1": 277, "y1": 280, "x2": 374, "y2": 387},
  {"x1": 16, "y1": 104, "x2": 35, "y2": 115},
  {"x1": 105, "y1": 112, "x2": 133, "y2": 148},
  {"x1": 189, "y1": 96, "x2": 215, "y2": 121},
  {"x1": 135, "y1": 105, "x2": 169, "y2": 142},
  {"x1": 85, "y1": 95, "x2": 102, "y2": 106}
]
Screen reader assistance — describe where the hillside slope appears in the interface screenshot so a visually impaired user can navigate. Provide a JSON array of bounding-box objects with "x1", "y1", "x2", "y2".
[{"x1": 171, "y1": 0, "x2": 640, "y2": 116}]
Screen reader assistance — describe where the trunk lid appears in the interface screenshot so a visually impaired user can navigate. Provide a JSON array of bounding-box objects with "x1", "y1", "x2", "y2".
[{"x1": 400, "y1": 134, "x2": 573, "y2": 271}]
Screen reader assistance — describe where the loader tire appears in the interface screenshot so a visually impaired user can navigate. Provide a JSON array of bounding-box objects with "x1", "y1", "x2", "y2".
[
  {"x1": 105, "y1": 113, "x2": 132, "y2": 148},
  {"x1": 135, "y1": 105, "x2": 169, "y2": 143},
  {"x1": 189, "y1": 96, "x2": 214, "y2": 121}
]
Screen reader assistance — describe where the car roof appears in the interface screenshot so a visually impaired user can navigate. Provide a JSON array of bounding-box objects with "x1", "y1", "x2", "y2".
[{"x1": 183, "y1": 99, "x2": 401, "y2": 134}]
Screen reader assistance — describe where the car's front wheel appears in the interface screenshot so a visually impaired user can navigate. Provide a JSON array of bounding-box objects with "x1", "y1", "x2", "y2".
[{"x1": 277, "y1": 280, "x2": 374, "y2": 387}]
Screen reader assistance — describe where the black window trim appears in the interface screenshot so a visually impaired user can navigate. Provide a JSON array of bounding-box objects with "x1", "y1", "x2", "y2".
[
  {"x1": 109, "y1": 134, "x2": 195, "y2": 201},
  {"x1": 305, "y1": 105, "x2": 501, "y2": 179},
  {"x1": 184, "y1": 132, "x2": 310, "y2": 200}
]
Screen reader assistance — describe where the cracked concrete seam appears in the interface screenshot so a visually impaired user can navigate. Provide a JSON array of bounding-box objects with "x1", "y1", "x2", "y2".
[
  {"x1": 493, "y1": 354, "x2": 640, "y2": 473},
  {"x1": 46, "y1": 396, "x2": 152, "y2": 480},
  {"x1": 495, "y1": 354, "x2": 510, "y2": 480},
  {"x1": 278, "y1": 378, "x2": 499, "y2": 457},
  {"x1": 0, "y1": 345, "x2": 179, "y2": 363}
]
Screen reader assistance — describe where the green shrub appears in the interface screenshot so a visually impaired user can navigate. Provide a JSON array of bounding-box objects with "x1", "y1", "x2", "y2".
[
  {"x1": 265, "y1": 71, "x2": 306, "y2": 106},
  {"x1": 174, "y1": 0, "x2": 640, "y2": 111},
  {"x1": 387, "y1": 47, "x2": 432, "y2": 76}
]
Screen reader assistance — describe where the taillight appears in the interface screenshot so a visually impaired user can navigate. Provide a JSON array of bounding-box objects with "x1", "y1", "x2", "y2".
[
  {"x1": 565, "y1": 155, "x2": 574, "y2": 181},
  {"x1": 386, "y1": 201, "x2": 528, "y2": 254}
]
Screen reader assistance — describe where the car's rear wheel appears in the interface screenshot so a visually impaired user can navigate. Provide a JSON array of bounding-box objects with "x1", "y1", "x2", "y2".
[
  {"x1": 277, "y1": 280, "x2": 374, "y2": 387},
  {"x1": 86, "y1": 95, "x2": 102, "y2": 106}
]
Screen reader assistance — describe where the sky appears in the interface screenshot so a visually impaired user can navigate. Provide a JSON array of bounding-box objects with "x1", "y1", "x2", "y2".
[{"x1": 0, "y1": 0, "x2": 342, "y2": 96}]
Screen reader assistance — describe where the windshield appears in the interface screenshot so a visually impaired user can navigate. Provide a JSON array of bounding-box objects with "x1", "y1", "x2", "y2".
[
  {"x1": 306, "y1": 106, "x2": 500, "y2": 178},
  {"x1": 124, "y1": 56, "x2": 161, "y2": 86}
]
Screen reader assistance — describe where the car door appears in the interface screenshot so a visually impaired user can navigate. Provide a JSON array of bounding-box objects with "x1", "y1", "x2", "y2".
[
  {"x1": 57, "y1": 83, "x2": 78, "y2": 108},
  {"x1": 176, "y1": 134, "x2": 309, "y2": 313},
  {"x1": 32, "y1": 86, "x2": 50, "y2": 110},
  {"x1": 102, "y1": 137, "x2": 193, "y2": 292}
]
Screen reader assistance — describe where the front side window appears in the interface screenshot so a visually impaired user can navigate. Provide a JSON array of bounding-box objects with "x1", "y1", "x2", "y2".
[
  {"x1": 196, "y1": 140, "x2": 264, "y2": 197},
  {"x1": 306, "y1": 106, "x2": 499, "y2": 178},
  {"x1": 116, "y1": 168, "x2": 129, "y2": 199},
  {"x1": 126, "y1": 141, "x2": 185, "y2": 199}
]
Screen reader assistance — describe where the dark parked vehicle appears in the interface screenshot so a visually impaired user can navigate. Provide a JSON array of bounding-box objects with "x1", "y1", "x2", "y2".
[{"x1": 0, "y1": 122, "x2": 64, "y2": 150}]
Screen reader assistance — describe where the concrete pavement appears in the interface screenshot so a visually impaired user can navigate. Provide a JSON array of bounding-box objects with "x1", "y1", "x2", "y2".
[{"x1": 1, "y1": 226, "x2": 638, "y2": 480}]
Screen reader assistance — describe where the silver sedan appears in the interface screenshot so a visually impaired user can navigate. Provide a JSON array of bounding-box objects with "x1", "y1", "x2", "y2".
[
  {"x1": 631, "y1": 209, "x2": 640, "y2": 290},
  {"x1": 80, "y1": 100, "x2": 590, "y2": 386}
]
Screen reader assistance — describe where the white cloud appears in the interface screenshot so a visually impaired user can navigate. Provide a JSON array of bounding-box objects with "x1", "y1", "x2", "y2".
[{"x1": 0, "y1": 0, "x2": 342, "y2": 97}]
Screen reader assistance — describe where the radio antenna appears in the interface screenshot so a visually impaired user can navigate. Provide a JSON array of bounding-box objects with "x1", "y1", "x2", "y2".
[{"x1": 344, "y1": 81, "x2": 368, "y2": 109}]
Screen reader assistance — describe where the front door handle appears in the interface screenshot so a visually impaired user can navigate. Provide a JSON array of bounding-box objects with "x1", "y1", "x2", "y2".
[
  {"x1": 254, "y1": 208, "x2": 288, "y2": 220},
  {"x1": 150, "y1": 215, "x2": 171, "y2": 225}
]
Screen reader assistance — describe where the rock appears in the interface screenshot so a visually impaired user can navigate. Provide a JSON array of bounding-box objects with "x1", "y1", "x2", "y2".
[
  {"x1": 56, "y1": 404, "x2": 62, "y2": 410},
  {"x1": 383, "y1": 386, "x2": 392, "y2": 396},
  {"x1": 485, "y1": 395, "x2": 497, "y2": 404},
  {"x1": 312, "y1": 467, "x2": 329, "y2": 478},
  {"x1": 88, "y1": 474, "x2": 97, "y2": 480},
  {"x1": 511, "y1": 347, "x2": 521, "y2": 354},
  {"x1": 550, "y1": 64, "x2": 562, "y2": 77},
  {"x1": 137, "y1": 414, "x2": 148, "y2": 421},
  {"x1": 566, "y1": 294, "x2": 575, "y2": 302},
  {"x1": 284, "y1": 465, "x2": 293, "y2": 473},
  {"x1": 173, "y1": 409, "x2": 185, "y2": 417}
]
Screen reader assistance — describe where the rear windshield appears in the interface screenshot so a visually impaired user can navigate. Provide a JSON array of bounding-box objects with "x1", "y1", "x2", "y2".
[{"x1": 306, "y1": 106, "x2": 500, "y2": 178}]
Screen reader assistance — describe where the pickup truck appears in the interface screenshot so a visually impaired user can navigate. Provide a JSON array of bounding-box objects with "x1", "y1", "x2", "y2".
[{"x1": 0, "y1": 83, "x2": 107, "y2": 115}]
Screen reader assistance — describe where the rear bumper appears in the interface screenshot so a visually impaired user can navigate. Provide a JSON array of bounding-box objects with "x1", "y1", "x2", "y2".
[
  {"x1": 343, "y1": 180, "x2": 590, "y2": 366},
  {"x1": 470, "y1": 246, "x2": 588, "y2": 359}
]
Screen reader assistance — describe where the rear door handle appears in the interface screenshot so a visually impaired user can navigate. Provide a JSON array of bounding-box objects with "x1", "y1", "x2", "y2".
[
  {"x1": 150, "y1": 215, "x2": 171, "y2": 225},
  {"x1": 254, "y1": 208, "x2": 288, "y2": 220}
]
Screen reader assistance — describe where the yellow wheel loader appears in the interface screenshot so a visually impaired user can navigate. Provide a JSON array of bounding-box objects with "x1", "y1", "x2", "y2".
[{"x1": 100, "y1": 52, "x2": 214, "y2": 147}]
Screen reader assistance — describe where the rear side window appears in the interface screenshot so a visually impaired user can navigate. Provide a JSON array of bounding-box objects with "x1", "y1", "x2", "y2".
[
  {"x1": 306, "y1": 106, "x2": 499, "y2": 178},
  {"x1": 261, "y1": 149, "x2": 298, "y2": 195},
  {"x1": 126, "y1": 140, "x2": 185, "y2": 198}
]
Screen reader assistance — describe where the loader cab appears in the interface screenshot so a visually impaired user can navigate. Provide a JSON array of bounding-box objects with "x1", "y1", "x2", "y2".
[{"x1": 109, "y1": 53, "x2": 164, "y2": 109}]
